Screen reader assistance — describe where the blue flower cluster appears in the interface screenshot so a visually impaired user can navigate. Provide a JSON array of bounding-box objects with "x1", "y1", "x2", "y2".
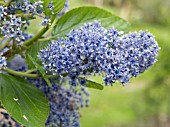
[
  {"x1": 0, "y1": 15, "x2": 29, "y2": 42},
  {"x1": 0, "y1": 0, "x2": 44, "y2": 42},
  {"x1": 39, "y1": 21, "x2": 159, "y2": 85},
  {"x1": 0, "y1": 54, "x2": 7, "y2": 71},
  {"x1": 0, "y1": 0, "x2": 69, "y2": 43},
  {"x1": 28, "y1": 79, "x2": 90, "y2": 127}
]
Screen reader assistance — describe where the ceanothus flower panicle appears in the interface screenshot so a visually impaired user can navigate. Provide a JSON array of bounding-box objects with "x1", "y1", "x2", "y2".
[
  {"x1": 39, "y1": 21, "x2": 159, "y2": 86},
  {"x1": 0, "y1": 1, "x2": 44, "y2": 42},
  {"x1": 0, "y1": 15, "x2": 27, "y2": 42},
  {"x1": 27, "y1": 77, "x2": 90, "y2": 127},
  {"x1": 0, "y1": 0, "x2": 70, "y2": 42}
]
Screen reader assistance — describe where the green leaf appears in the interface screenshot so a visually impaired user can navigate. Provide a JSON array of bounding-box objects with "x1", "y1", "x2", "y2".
[
  {"x1": 52, "y1": 6, "x2": 130, "y2": 37},
  {"x1": 0, "y1": 74, "x2": 49, "y2": 127},
  {"x1": 79, "y1": 78, "x2": 104, "y2": 90},
  {"x1": 27, "y1": 54, "x2": 52, "y2": 86},
  {"x1": 99, "y1": 16, "x2": 131, "y2": 32},
  {"x1": 25, "y1": 41, "x2": 50, "y2": 69},
  {"x1": 86, "y1": 79, "x2": 104, "y2": 90},
  {"x1": 43, "y1": 0, "x2": 66, "y2": 16}
]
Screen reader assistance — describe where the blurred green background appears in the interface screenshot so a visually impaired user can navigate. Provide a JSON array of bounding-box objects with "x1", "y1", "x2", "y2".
[
  {"x1": 67, "y1": 0, "x2": 170, "y2": 127},
  {"x1": 27, "y1": 0, "x2": 170, "y2": 126}
]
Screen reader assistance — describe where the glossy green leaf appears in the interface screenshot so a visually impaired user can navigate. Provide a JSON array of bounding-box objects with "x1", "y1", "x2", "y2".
[
  {"x1": 25, "y1": 41, "x2": 50, "y2": 69},
  {"x1": 43, "y1": 0, "x2": 66, "y2": 16},
  {"x1": 79, "y1": 78, "x2": 104, "y2": 90},
  {"x1": 52, "y1": 6, "x2": 130, "y2": 37},
  {"x1": 0, "y1": 74, "x2": 49, "y2": 127},
  {"x1": 27, "y1": 54, "x2": 52, "y2": 86}
]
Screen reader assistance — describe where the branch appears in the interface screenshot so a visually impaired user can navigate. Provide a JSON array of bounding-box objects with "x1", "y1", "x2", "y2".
[{"x1": 2, "y1": 67, "x2": 67, "y2": 79}]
